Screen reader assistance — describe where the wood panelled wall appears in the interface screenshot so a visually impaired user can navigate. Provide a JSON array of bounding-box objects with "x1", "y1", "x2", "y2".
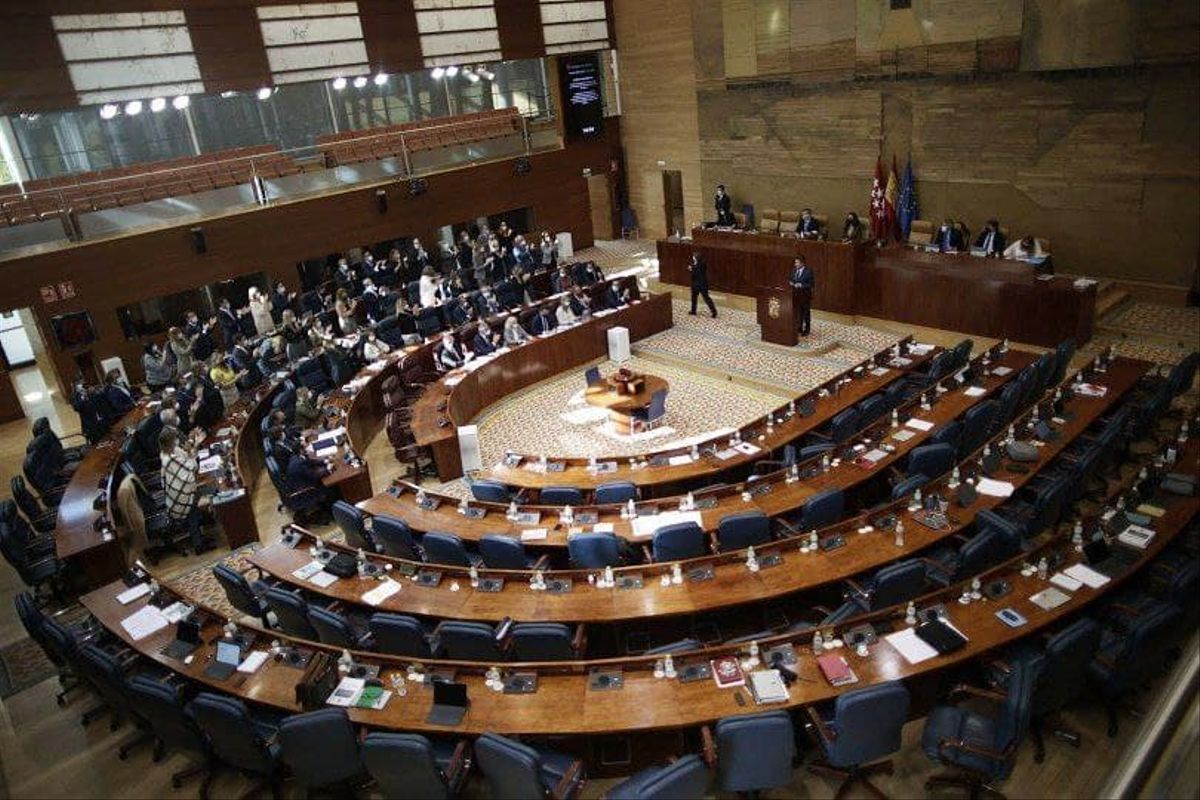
[
  {"x1": 617, "y1": 0, "x2": 1199, "y2": 287},
  {"x1": 0, "y1": 129, "x2": 621, "y2": 389}
]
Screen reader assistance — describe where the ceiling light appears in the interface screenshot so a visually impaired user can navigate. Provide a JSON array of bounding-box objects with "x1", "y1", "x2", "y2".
[
  {"x1": 353, "y1": 76, "x2": 368, "y2": 89},
  {"x1": 373, "y1": 72, "x2": 388, "y2": 86},
  {"x1": 445, "y1": 65, "x2": 459, "y2": 77},
  {"x1": 430, "y1": 67, "x2": 445, "y2": 79},
  {"x1": 465, "y1": 71, "x2": 480, "y2": 83},
  {"x1": 124, "y1": 100, "x2": 143, "y2": 116},
  {"x1": 149, "y1": 97, "x2": 166, "y2": 113},
  {"x1": 219, "y1": 91, "x2": 237, "y2": 98},
  {"x1": 480, "y1": 69, "x2": 495, "y2": 81},
  {"x1": 257, "y1": 86, "x2": 273, "y2": 101},
  {"x1": 332, "y1": 76, "x2": 347, "y2": 91},
  {"x1": 99, "y1": 104, "x2": 119, "y2": 119},
  {"x1": 173, "y1": 95, "x2": 191, "y2": 110}
]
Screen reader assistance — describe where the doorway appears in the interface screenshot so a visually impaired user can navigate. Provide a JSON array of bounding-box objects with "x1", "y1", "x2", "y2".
[{"x1": 662, "y1": 170, "x2": 685, "y2": 237}]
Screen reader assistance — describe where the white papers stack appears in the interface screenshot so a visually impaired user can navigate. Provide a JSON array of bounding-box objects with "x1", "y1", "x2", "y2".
[
  {"x1": 1117, "y1": 524, "x2": 1155, "y2": 549},
  {"x1": 1076, "y1": 383, "x2": 1108, "y2": 398},
  {"x1": 312, "y1": 445, "x2": 338, "y2": 458},
  {"x1": 593, "y1": 522, "x2": 615, "y2": 533},
  {"x1": 910, "y1": 343, "x2": 935, "y2": 355},
  {"x1": 734, "y1": 442, "x2": 761, "y2": 455},
  {"x1": 1029, "y1": 587, "x2": 1071, "y2": 610},
  {"x1": 906, "y1": 418, "x2": 934, "y2": 432},
  {"x1": 889, "y1": 357, "x2": 913, "y2": 368},
  {"x1": 976, "y1": 478, "x2": 1015, "y2": 498},
  {"x1": 520, "y1": 528, "x2": 548, "y2": 542},
  {"x1": 891, "y1": 429, "x2": 916, "y2": 442},
  {"x1": 120, "y1": 606, "x2": 169, "y2": 641},
  {"x1": 747, "y1": 669, "x2": 790, "y2": 704},
  {"x1": 991, "y1": 366, "x2": 1013, "y2": 376},
  {"x1": 964, "y1": 386, "x2": 987, "y2": 397},
  {"x1": 198, "y1": 456, "x2": 223, "y2": 474},
  {"x1": 310, "y1": 571, "x2": 338, "y2": 588},
  {"x1": 238, "y1": 651, "x2": 269, "y2": 674},
  {"x1": 362, "y1": 580, "x2": 403, "y2": 606},
  {"x1": 1063, "y1": 563, "x2": 1110, "y2": 589},
  {"x1": 1050, "y1": 572, "x2": 1083, "y2": 592},
  {"x1": 631, "y1": 510, "x2": 704, "y2": 540},
  {"x1": 885, "y1": 628, "x2": 938, "y2": 665},
  {"x1": 161, "y1": 601, "x2": 192, "y2": 624},
  {"x1": 667, "y1": 454, "x2": 695, "y2": 466},
  {"x1": 869, "y1": 367, "x2": 890, "y2": 377},
  {"x1": 292, "y1": 561, "x2": 324, "y2": 580},
  {"x1": 116, "y1": 583, "x2": 151, "y2": 605}
]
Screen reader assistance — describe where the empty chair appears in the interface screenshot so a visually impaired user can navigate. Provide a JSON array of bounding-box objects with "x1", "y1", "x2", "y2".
[
  {"x1": 278, "y1": 708, "x2": 363, "y2": 794},
  {"x1": 422, "y1": 531, "x2": 480, "y2": 567},
  {"x1": 856, "y1": 394, "x2": 889, "y2": 427},
  {"x1": 651, "y1": 522, "x2": 707, "y2": 561},
  {"x1": 307, "y1": 605, "x2": 367, "y2": 649},
  {"x1": 475, "y1": 732, "x2": 585, "y2": 800},
  {"x1": 1088, "y1": 601, "x2": 1181, "y2": 736},
  {"x1": 212, "y1": 564, "x2": 272, "y2": 628},
  {"x1": 480, "y1": 534, "x2": 545, "y2": 570},
  {"x1": 715, "y1": 511, "x2": 771, "y2": 552},
  {"x1": 891, "y1": 472, "x2": 930, "y2": 500},
  {"x1": 436, "y1": 620, "x2": 504, "y2": 661},
  {"x1": 508, "y1": 623, "x2": 584, "y2": 661},
  {"x1": 369, "y1": 613, "x2": 433, "y2": 658},
  {"x1": 923, "y1": 525, "x2": 1020, "y2": 587},
  {"x1": 821, "y1": 407, "x2": 861, "y2": 443},
  {"x1": 1020, "y1": 617, "x2": 1103, "y2": 762},
  {"x1": 906, "y1": 442, "x2": 956, "y2": 478},
  {"x1": 540, "y1": 486, "x2": 583, "y2": 506},
  {"x1": 929, "y1": 420, "x2": 963, "y2": 451},
  {"x1": 14, "y1": 592, "x2": 79, "y2": 705},
  {"x1": 584, "y1": 366, "x2": 602, "y2": 386},
  {"x1": 372, "y1": 515, "x2": 423, "y2": 560},
  {"x1": 594, "y1": 481, "x2": 637, "y2": 505},
  {"x1": 959, "y1": 400, "x2": 998, "y2": 457},
  {"x1": 471, "y1": 479, "x2": 513, "y2": 503},
  {"x1": 1050, "y1": 339, "x2": 1075, "y2": 387},
  {"x1": 568, "y1": 532, "x2": 623, "y2": 569},
  {"x1": 606, "y1": 754, "x2": 710, "y2": 800},
  {"x1": 189, "y1": 693, "x2": 283, "y2": 798},
  {"x1": 922, "y1": 658, "x2": 1038, "y2": 797},
  {"x1": 709, "y1": 710, "x2": 795, "y2": 794},
  {"x1": 824, "y1": 559, "x2": 927, "y2": 623},
  {"x1": 127, "y1": 676, "x2": 212, "y2": 791},
  {"x1": 631, "y1": 390, "x2": 667, "y2": 430},
  {"x1": 10, "y1": 476, "x2": 54, "y2": 533},
  {"x1": 644, "y1": 638, "x2": 701, "y2": 656},
  {"x1": 261, "y1": 587, "x2": 318, "y2": 640},
  {"x1": 361, "y1": 732, "x2": 471, "y2": 799},
  {"x1": 807, "y1": 681, "x2": 910, "y2": 798},
  {"x1": 798, "y1": 489, "x2": 844, "y2": 531},
  {"x1": 332, "y1": 501, "x2": 374, "y2": 550},
  {"x1": 77, "y1": 644, "x2": 153, "y2": 758}
]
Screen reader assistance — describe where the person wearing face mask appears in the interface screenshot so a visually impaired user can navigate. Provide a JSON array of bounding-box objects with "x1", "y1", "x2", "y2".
[
  {"x1": 248, "y1": 286, "x2": 275, "y2": 335},
  {"x1": 974, "y1": 219, "x2": 1006, "y2": 258},
  {"x1": 555, "y1": 295, "x2": 578, "y2": 326},
  {"x1": 436, "y1": 331, "x2": 469, "y2": 372},
  {"x1": 797, "y1": 208, "x2": 821, "y2": 239},
  {"x1": 503, "y1": 314, "x2": 532, "y2": 346},
  {"x1": 551, "y1": 265, "x2": 573, "y2": 294},
  {"x1": 714, "y1": 184, "x2": 735, "y2": 227},
  {"x1": 142, "y1": 342, "x2": 174, "y2": 393},
  {"x1": 934, "y1": 218, "x2": 963, "y2": 252},
  {"x1": 362, "y1": 329, "x2": 391, "y2": 361},
  {"x1": 472, "y1": 320, "x2": 501, "y2": 356},
  {"x1": 841, "y1": 212, "x2": 864, "y2": 244}
]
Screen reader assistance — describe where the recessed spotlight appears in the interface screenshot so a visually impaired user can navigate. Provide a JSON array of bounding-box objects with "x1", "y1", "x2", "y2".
[
  {"x1": 332, "y1": 76, "x2": 347, "y2": 91},
  {"x1": 257, "y1": 87, "x2": 273, "y2": 100},
  {"x1": 124, "y1": 100, "x2": 143, "y2": 116},
  {"x1": 373, "y1": 72, "x2": 388, "y2": 86},
  {"x1": 219, "y1": 91, "x2": 237, "y2": 99},
  {"x1": 430, "y1": 67, "x2": 445, "y2": 79},
  {"x1": 480, "y1": 69, "x2": 495, "y2": 81},
  {"x1": 465, "y1": 71, "x2": 480, "y2": 83},
  {"x1": 353, "y1": 76, "x2": 368, "y2": 89},
  {"x1": 445, "y1": 65, "x2": 459, "y2": 77},
  {"x1": 149, "y1": 97, "x2": 166, "y2": 112},
  {"x1": 100, "y1": 104, "x2": 119, "y2": 119},
  {"x1": 173, "y1": 95, "x2": 191, "y2": 110}
]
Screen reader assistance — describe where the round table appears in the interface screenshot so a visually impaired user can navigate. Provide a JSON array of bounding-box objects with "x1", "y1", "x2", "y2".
[{"x1": 584, "y1": 373, "x2": 669, "y2": 434}]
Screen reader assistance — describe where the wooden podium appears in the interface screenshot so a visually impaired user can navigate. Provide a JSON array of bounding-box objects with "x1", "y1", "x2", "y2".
[{"x1": 756, "y1": 285, "x2": 806, "y2": 346}]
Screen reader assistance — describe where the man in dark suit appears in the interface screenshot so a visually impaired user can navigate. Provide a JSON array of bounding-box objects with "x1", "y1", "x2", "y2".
[
  {"x1": 934, "y1": 218, "x2": 963, "y2": 252},
  {"x1": 797, "y1": 209, "x2": 821, "y2": 239},
  {"x1": 714, "y1": 184, "x2": 735, "y2": 227},
  {"x1": 788, "y1": 257, "x2": 815, "y2": 336},
  {"x1": 531, "y1": 305, "x2": 557, "y2": 335},
  {"x1": 688, "y1": 251, "x2": 717, "y2": 318},
  {"x1": 217, "y1": 298, "x2": 241, "y2": 346},
  {"x1": 975, "y1": 219, "x2": 1006, "y2": 257},
  {"x1": 102, "y1": 369, "x2": 137, "y2": 416},
  {"x1": 471, "y1": 321, "x2": 500, "y2": 356}
]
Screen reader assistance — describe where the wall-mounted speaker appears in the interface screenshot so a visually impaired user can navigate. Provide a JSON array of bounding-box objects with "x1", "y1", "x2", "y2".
[
  {"x1": 514, "y1": 157, "x2": 532, "y2": 176},
  {"x1": 408, "y1": 178, "x2": 428, "y2": 197},
  {"x1": 190, "y1": 226, "x2": 207, "y2": 254},
  {"x1": 375, "y1": 188, "x2": 388, "y2": 213}
]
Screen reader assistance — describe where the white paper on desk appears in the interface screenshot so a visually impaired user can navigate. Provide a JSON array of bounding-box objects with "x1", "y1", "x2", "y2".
[
  {"x1": 976, "y1": 478, "x2": 1015, "y2": 498},
  {"x1": 906, "y1": 418, "x2": 934, "y2": 432},
  {"x1": 1050, "y1": 572, "x2": 1083, "y2": 592},
  {"x1": 322, "y1": 426, "x2": 347, "y2": 440},
  {"x1": 869, "y1": 367, "x2": 890, "y2": 377},
  {"x1": 117, "y1": 583, "x2": 151, "y2": 605},
  {"x1": 520, "y1": 528, "x2": 548, "y2": 542},
  {"x1": 592, "y1": 522, "x2": 615, "y2": 533},
  {"x1": 734, "y1": 442, "x2": 761, "y2": 455},
  {"x1": 327, "y1": 677, "x2": 364, "y2": 707},
  {"x1": 1076, "y1": 383, "x2": 1109, "y2": 398},
  {"x1": 991, "y1": 366, "x2": 1013, "y2": 376},
  {"x1": 884, "y1": 628, "x2": 939, "y2": 665},
  {"x1": 292, "y1": 561, "x2": 324, "y2": 580},
  {"x1": 668, "y1": 454, "x2": 694, "y2": 466},
  {"x1": 910, "y1": 343, "x2": 935, "y2": 355},
  {"x1": 120, "y1": 605, "x2": 169, "y2": 641},
  {"x1": 161, "y1": 601, "x2": 192, "y2": 624},
  {"x1": 713, "y1": 447, "x2": 739, "y2": 461},
  {"x1": 891, "y1": 429, "x2": 916, "y2": 442},
  {"x1": 964, "y1": 386, "x2": 987, "y2": 397},
  {"x1": 631, "y1": 510, "x2": 704, "y2": 539},
  {"x1": 310, "y1": 571, "x2": 338, "y2": 588},
  {"x1": 362, "y1": 580, "x2": 402, "y2": 606},
  {"x1": 313, "y1": 445, "x2": 338, "y2": 458},
  {"x1": 1063, "y1": 563, "x2": 1110, "y2": 589},
  {"x1": 198, "y1": 455, "x2": 223, "y2": 474},
  {"x1": 238, "y1": 651, "x2": 269, "y2": 674}
]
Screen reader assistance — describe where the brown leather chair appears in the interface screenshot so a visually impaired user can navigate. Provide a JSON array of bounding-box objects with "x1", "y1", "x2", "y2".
[
  {"x1": 759, "y1": 208, "x2": 780, "y2": 234},
  {"x1": 779, "y1": 210, "x2": 800, "y2": 232},
  {"x1": 908, "y1": 219, "x2": 935, "y2": 246}
]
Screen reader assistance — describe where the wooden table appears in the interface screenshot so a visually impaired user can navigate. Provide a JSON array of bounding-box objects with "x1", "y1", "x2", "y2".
[
  {"x1": 584, "y1": 373, "x2": 669, "y2": 434},
  {"x1": 657, "y1": 229, "x2": 1095, "y2": 347}
]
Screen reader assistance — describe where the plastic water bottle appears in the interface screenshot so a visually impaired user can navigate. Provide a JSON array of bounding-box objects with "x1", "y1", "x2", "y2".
[
  {"x1": 891, "y1": 408, "x2": 900, "y2": 427},
  {"x1": 603, "y1": 565, "x2": 615, "y2": 588},
  {"x1": 469, "y1": 565, "x2": 479, "y2": 587},
  {"x1": 1037, "y1": 557, "x2": 1049, "y2": 580},
  {"x1": 905, "y1": 602, "x2": 917, "y2": 626},
  {"x1": 812, "y1": 630, "x2": 824, "y2": 656},
  {"x1": 894, "y1": 520, "x2": 905, "y2": 547}
]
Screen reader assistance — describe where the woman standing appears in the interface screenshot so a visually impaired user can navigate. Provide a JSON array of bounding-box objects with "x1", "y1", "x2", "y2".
[
  {"x1": 142, "y1": 342, "x2": 174, "y2": 393},
  {"x1": 167, "y1": 326, "x2": 195, "y2": 377},
  {"x1": 248, "y1": 286, "x2": 275, "y2": 336}
]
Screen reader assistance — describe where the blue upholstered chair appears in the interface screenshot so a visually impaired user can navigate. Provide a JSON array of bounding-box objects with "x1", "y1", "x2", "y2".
[
  {"x1": 212, "y1": 564, "x2": 272, "y2": 628},
  {"x1": 906, "y1": 442, "x2": 957, "y2": 479},
  {"x1": 372, "y1": 515, "x2": 423, "y2": 560},
  {"x1": 584, "y1": 366, "x2": 602, "y2": 386},
  {"x1": 1088, "y1": 601, "x2": 1181, "y2": 736},
  {"x1": 435, "y1": 620, "x2": 505, "y2": 661},
  {"x1": 77, "y1": 645, "x2": 154, "y2": 758},
  {"x1": 595, "y1": 481, "x2": 638, "y2": 505},
  {"x1": 361, "y1": 732, "x2": 471, "y2": 799},
  {"x1": 806, "y1": 681, "x2": 910, "y2": 797},
  {"x1": 823, "y1": 558, "x2": 927, "y2": 624},
  {"x1": 568, "y1": 532, "x2": 622, "y2": 569},
  {"x1": 959, "y1": 399, "x2": 998, "y2": 457},
  {"x1": 422, "y1": 531, "x2": 481, "y2": 568},
  {"x1": 475, "y1": 732, "x2": 585, "y2": 799},
  {"x1": 189, "y1": 693, "x2": 282, "y2": 797},
  {"x1": 891, "y1": 472, "x2": 931, "y2": 500},
  {"x1": 922, "y1": 658, "x2": 1039, "y2": 797},
  {"x1": 923, "y1": 525, "x2": 1020, "y2": 587},
  {"x1": 856, "y1": 394, "x2": 889, "y2": 427},
  {"x1": 508, "y1": 623, "x2": 584, "y2": 661},
  {"x1": 261, "y1": 587, "x2": 318, "y2": 640},
  {"x1": 930, "y1": 419, "x2": 963, "y2": 451},
  {"x1": 715, "y1": 511, "x2": 771, "y2": 552},
  {"x1": 1017, "y1": 617, "x2": 1103, "y2": 762},
  {"x1": 541, "y1": 486, "x2": 584, "y2": 506},
  {"x1": 332, "y1": 500, "x2": 374, "y2": 551},
  {"x1": 798, "y1": 488, "x2": 844, "y2": 531},
  {"x1": 471, "y1": 479, "x2": 514, "y2": 503},
  {"x1": 369, "y1": 613, "x2": 433, "y2": 658},
  {"x1": 127, "y1": 676, "x2": 211, "y2": 790},
  {"x1": 606, "y1": 754, "x2": 710, "y2": 799},
  {"x1": 480, "y1": 534, "x2": 546, "y2": 570},
  {"x1": 820, "y1": 407, "x2": 861, "y2": 443},
  {"x1": 307, "y1": 605, "x2": 368, "y2": 649},
  {"x1": 707, "y1": 710, "x2": 795, "y2": 794},
  {"x1": 278, "y1": 708, "x2": 363, "y2": 792},
  {"x1": 631, "y1": 390, "x2": 668, "y2": 430},
  {"x1": 651, "y1": 522, "x2": 707, "y2": 561}
]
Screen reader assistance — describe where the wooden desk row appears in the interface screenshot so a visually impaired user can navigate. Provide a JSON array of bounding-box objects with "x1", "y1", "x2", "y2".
[
  {"x1": 249, "y1": 359, "x2": 1149, "y2": 625},
  {"x1": 657, "y1": 228, "x2": 1094, "y2": 347},
  {"x1": 487, "y1": 337, "x2": 936, "y2": 498},
  {"x1": 360, "y1": 349, "x2": 1037, "y2": 549},
  {"x1": 81, "y1": 437, "x2": 1196, "y2": 737}
]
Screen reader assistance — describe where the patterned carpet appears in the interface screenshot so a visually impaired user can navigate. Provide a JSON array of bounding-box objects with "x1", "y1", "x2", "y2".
[
  {"x1": 0, "y1": 638, "x2": 53, "y2": 699},
  {"x1": 1102, "y1": 302, "x2": 1200, "y2": 345}
]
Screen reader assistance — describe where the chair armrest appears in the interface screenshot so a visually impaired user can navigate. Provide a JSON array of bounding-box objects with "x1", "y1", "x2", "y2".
[
  {"x1": 803, "y1": 706, "x2": 836, "y2": 746},
  {"x1": 530, "y1": 554, "x2": 551, "y2": 571},
  {"x1": 774, "y1": 517, "x2": 800, "y2": 538},
  {"x1": 935, "y1": 737, "x2": 1010, "y2": 766},
  {"x1": 843, "y1": 579, "x2": 868, "y2": 601},
  {"x1": 947, "y1": 683, "x2": 1007, "y2": 705},
  {"x1": 641, "y1": 544, "x2": 653, "y2": 563},
  {"x1": 700, "y1": 726, "x2": 717, "y2": 767},
  {"x1": 1107, "y1": 602, "x2": 1143, "y2": 620},
  {"x1": 443, "y1": 740, "x2": 472, "y2": 791},
  {"x1": 707, "y1": 532, "x2": 720, "y2": 554},
  {"x1": 551, "y1": 759, "x2": 585, "y2": 800},
  {"x1": 572, "y1": 624, "x2": 587, "y2": 656}
]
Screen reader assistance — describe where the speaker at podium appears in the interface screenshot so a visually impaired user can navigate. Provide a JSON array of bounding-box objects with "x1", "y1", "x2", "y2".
[{"x1": 756, "y1": 285, "x2": 807, "y2": 346}]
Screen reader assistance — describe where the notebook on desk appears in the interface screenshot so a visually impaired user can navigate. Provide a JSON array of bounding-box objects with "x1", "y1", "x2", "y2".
[
  {"x1": 426, "y1": 680, "x2": 469, "y2": 726},
  {"x1": 203, "y1": 640, "x2": 243, "y2": 681}
]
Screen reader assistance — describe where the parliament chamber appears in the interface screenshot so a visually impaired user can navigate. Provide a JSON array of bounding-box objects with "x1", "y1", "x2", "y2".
[{"x1": 0, "y1": 2, "x2": 1197, "y2": 800}]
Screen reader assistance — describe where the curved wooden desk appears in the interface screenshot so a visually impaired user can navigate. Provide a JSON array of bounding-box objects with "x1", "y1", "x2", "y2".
[
  {"x1": 488, "y1": 339, "x2": 938, "y2": 498},
  {"x1": 361, "y1": 349, "x2": 1037, "y2": 548},
  {"x1": 584, "y1": 373, "x2": 669, "y2": 434},
  {"x1": 81, "y1": 437, "x2": 1197, "y2": 737},
  {"x1": 249, "y1": 359, "x2": 1148, "y2": 624}
]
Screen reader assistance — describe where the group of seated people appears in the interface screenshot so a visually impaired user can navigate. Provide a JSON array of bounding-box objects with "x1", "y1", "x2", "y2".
[{"x1": 932, "y1": 217, "x2": 1049, "y2": 261}]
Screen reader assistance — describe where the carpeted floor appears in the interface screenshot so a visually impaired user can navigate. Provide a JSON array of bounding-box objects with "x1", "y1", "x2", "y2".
[
  {"x1": 0, "y1": 639, "x2": 53, "y2": 700},
  {"x1": 1102, "y1": 301, "x2": 1199, "y2": 344}
]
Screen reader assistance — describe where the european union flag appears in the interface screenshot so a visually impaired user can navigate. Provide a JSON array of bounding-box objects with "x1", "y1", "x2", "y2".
[{"x1": 897, "y1": 156, "x2": 918, "y2": 239}]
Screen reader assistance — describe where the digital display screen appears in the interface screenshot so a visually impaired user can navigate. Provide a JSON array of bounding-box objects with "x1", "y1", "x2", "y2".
[{"x1": 559, "y1": 53, "x2": 604, "y2": 139}]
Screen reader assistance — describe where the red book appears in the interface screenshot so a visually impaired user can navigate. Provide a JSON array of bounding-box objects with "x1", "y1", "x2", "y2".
[
  {"x1": 710, "y1": 656, "x2": 745, "y2": 688},
  {"x1": 816, "y1": 654, "x2": 858, "y2": 686}
]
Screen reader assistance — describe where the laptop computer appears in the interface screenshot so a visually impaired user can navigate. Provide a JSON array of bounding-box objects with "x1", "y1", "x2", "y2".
[
  {"x1": 160, "y1": 617, "x2": 201, "y2": 660},
  {"x1": 425, "y1": 680, "x2": 469, "y2": 726},
  {"x1": 203, "y1": 640, "x2": 243, "y2": 681}
]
